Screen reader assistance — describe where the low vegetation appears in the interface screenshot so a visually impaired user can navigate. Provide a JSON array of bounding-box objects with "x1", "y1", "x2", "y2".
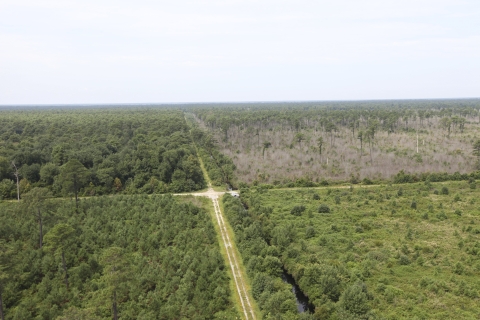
[{"x1": 230, "y1": 180, "x2": 480, "y2": 319}]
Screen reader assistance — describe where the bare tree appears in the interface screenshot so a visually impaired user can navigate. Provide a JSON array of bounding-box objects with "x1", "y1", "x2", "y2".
[{"x1": 11, "y1": 161, "x2": 20, "y2": 202}]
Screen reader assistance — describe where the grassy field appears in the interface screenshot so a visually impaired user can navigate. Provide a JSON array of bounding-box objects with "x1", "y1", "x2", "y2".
[{"x1": 237, "y1": 180, "x2": 480, "y2": 319}]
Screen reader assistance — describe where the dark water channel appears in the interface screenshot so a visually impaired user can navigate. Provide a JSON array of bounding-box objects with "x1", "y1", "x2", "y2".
[{"x1": 281, "y1": 270, "x2": 314, "y2": 313}]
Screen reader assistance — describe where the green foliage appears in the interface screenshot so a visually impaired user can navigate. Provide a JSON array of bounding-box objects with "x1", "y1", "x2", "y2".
[
  {"x1": 318, "y1": 204, "x2": 331, "y2": 213},
  {"x1": 0, "y1": 109, "x2": 206, "y2": 198},
  {"x1": 441, "y1": 186, "x2": 449, "y2": 195},
  {"x1": 290, "y1": 205, "x2": 306, "y2": 216},
  {"x1": 0, "y1": 195, "x2": 237, "y2": 319},
  {"x1": 337, "y1": 281, "x2": 372, "y2": 319},
  {"x1": 235, "y1": 181, "x2": 480, "y2": 319}
]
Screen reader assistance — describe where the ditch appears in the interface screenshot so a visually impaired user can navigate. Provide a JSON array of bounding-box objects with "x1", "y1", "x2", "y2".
[{"x1": 281, "y1": 269, "x2": 314, "y2": 313}]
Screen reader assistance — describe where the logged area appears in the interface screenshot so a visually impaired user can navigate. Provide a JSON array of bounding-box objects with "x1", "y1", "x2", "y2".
[
  {"x1": 232, "y1": 181, "x2": 480, "y2": 319},
  {"x1": 0, "y1": 195, "x2": 238, "y2": 319},
  {"x1": 190, "y1": 100, "x2": 480, "y2": 185}
]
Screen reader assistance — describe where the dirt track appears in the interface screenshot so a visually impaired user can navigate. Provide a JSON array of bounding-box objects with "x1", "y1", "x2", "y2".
[{"x1": 177, "y1": 187, "x2": 256, "y2": 320}]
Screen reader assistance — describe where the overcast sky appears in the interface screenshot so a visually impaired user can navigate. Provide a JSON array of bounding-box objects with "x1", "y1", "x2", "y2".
[{"x1": 1, "y1": 0, "x2": 479, "y2": 104}]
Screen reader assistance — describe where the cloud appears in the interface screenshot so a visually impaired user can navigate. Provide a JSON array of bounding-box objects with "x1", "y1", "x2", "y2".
[{"x1": 0, "y1": 0, "x2": 479, "y2": 103}]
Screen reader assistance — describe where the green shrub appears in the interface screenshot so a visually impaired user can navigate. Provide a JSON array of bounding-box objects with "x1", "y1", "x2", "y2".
[
  {"x1": 318, "y1": 204, "x2": 331, "y2": 213},
  {"x1": 441, "y1": 186, "x2": 449, "y2": 195},
  {"x1": 453, "y1": 194, "x2": 461, "y2": 202},
  {"x1": 313, "y1": 193, "x2": 320, "y2": 200},
  {"x1": 397, "y1": 188, "x2": 404, "y2": 197},
  {"x1": 411, "y1": 200, "x2": 417, "y2": 210},
  {"x1": 305, "y1": 226, "x2": 316, "y2": 238},
  {"x1": 290, "y1": 205, "x2": 306, "y2": 216},
  {"x1": 399, "y1": 255, "x2": 411, "y2": 265}
]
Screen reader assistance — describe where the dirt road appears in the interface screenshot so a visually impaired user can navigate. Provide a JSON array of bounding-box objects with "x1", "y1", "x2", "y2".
[{"x1": 177, "y1": 187, "x2": 256, "y2": 320}]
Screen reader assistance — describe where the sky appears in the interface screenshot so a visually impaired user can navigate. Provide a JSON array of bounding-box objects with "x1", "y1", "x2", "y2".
[{"x1": 0, "y1": 0, "x2": 479, "y2": 105}]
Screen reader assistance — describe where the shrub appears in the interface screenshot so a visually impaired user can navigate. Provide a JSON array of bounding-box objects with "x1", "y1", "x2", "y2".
[
  {"x1": 318, "y1": 204, "x2": 331, "y2": 213},
  {"x1": 338, "y1": 281, "x2": 372, "y2": 317},
  {"x1": 441, "y1": 186, "x2": 449, "y2": 195},
  {"x1": 433, "y1": 189, "x2": 439, "y2": 195},
  {"x1": 453, "y1": 194, "x2": 461, "y2": 202},
  {"x1": 397, "y1": 188, "x2": 404, "y2": 197},
  {"x1": 399, "y1": 255, "x2": 411, "y2": 265},
  {"x1": 313, "y1": 193, "x2": 320, "y2": 200},
  {"x1": 290, "y1": 205, "x2": 306, "y2": 216},
  {"x1": 335, "y1": 195, "x2": 341, "y2": 204},
  {"x1": 454, "y1": 209, "x2": 462, "y2": 216},
  {"x1": 305, "y1": 226, "x2": 316, "y2": 238},
  {"x1": 436, "y1": 212, "x2": 447, "y2": 220},
  {"x1": 362, "y1": 178, "x2": 373, "y2": 185},
  {"x1": 411, "y1": 201, "x2": 417, "y2": 210}
]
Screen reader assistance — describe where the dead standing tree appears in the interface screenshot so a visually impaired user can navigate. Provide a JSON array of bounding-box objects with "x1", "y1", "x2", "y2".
[{"x1": 11, "y1": 161, "x2": 20, "y2": 202}]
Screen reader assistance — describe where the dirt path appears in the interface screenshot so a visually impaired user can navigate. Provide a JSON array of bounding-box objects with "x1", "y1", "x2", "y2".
[{"x1": 176, "y1": 187, "x2": 256, "y2": 320}]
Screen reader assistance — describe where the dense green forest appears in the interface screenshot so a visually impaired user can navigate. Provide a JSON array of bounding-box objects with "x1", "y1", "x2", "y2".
[
  {"x1": 188, "y1": 99, "x2": 480, "y2": 185},
  {"x1": 0, "y1": 193, "x2": 238, "y2": 319},
  {"x1": 229, "y1": 181, "x2": 480, "y2": 319},
  {"x1": 0, "y1": 108, "x2": 205, "y2": 200}
]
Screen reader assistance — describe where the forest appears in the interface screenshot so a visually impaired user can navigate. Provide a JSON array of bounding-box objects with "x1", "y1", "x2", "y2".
[
  {"x1": 188, "y1": 99, "x2": 480, "y2": 186},
  {"x1": 2, "y1": 101, "x2": 480, "y2": 319},
  {"x1": 0, "y1": 193, "x2": 238, "y2": 319},
  {"x1": 0, "y1": 108, "x2": 205, "y2": 201}
]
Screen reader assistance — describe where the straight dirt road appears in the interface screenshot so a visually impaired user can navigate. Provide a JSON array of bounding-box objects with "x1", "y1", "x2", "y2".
[{"x1": 177, "y1": 186, "x2": 256, "y2": 320}]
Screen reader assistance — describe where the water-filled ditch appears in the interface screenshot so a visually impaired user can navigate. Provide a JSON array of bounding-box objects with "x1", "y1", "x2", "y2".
[{"x1": 281, "y1": 269, "x2": 314, "y2": 313}]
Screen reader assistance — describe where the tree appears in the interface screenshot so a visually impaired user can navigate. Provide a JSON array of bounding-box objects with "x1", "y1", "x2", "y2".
[
  {"x1": 357, "y1": 131, "x2": 364, "y2": 155},
  {"x1": 474, "y1": 139, "x2": 480, "y2": 169},
  {"x1": 59, "y1": 159, "x2": 89, "y2": 209},
  {"x1": 22, "y1": 187, "x2": 52, "y2": 249},
  {"x1": 44, "y1": 223, "x2": 75, "y2": 289},
  {"x1": 338, "y1": 281, "x2": 371, "y2": 319},
  {"x1": 11, "y1": 160, "x2": 20, "y2": 201},
  {"x1": 440, "y1": 117, "x2": 452, "y2": 137},
  {"x1": 0, "y1": 240, "x2": 13, "y2": 320},
  {"x1": 317, "y1": 137, "x2": 324, "y2": 156},
  {"x1": 0, "y1": 157, "x2": 9, "y2": 181},
  {"x1": 262, "y1": 142, "x2": 271, "y2": 158},
  {"x1": 295, "y1": 133, "x2": 305, "y2": 145},
  {"x1": 99, "y1": 247, "x2": 131, "y2": 320}
]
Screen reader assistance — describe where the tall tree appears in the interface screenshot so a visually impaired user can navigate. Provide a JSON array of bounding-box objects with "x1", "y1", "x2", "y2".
[
  {"x1": 262, "y1": 142, "x2": 271, "y2": 159},
  {"x1": 59, "y1": 160, "x2": 89, "y2": 209},
  {"x1": 357, "y1": 131, "x2": 364, "y2": 155},
  {"x1": 317, "y1": 137, "x2": 324, "y2": 156},
  {"x1": 99, "y1": 247, "x2": 131, "y2": 320},
  {"x1": 22, "y1": 187, "x2": 52, "y2": 249},
  {"x1": 44, "y1": 223, "x2": 75, "y2": 289},
  {"x1": 473, "y1": 139, "x2": 480, "y2": 169},
  {"x1": 0, "y1": 240, "x2": 12, "y2": 320}
]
